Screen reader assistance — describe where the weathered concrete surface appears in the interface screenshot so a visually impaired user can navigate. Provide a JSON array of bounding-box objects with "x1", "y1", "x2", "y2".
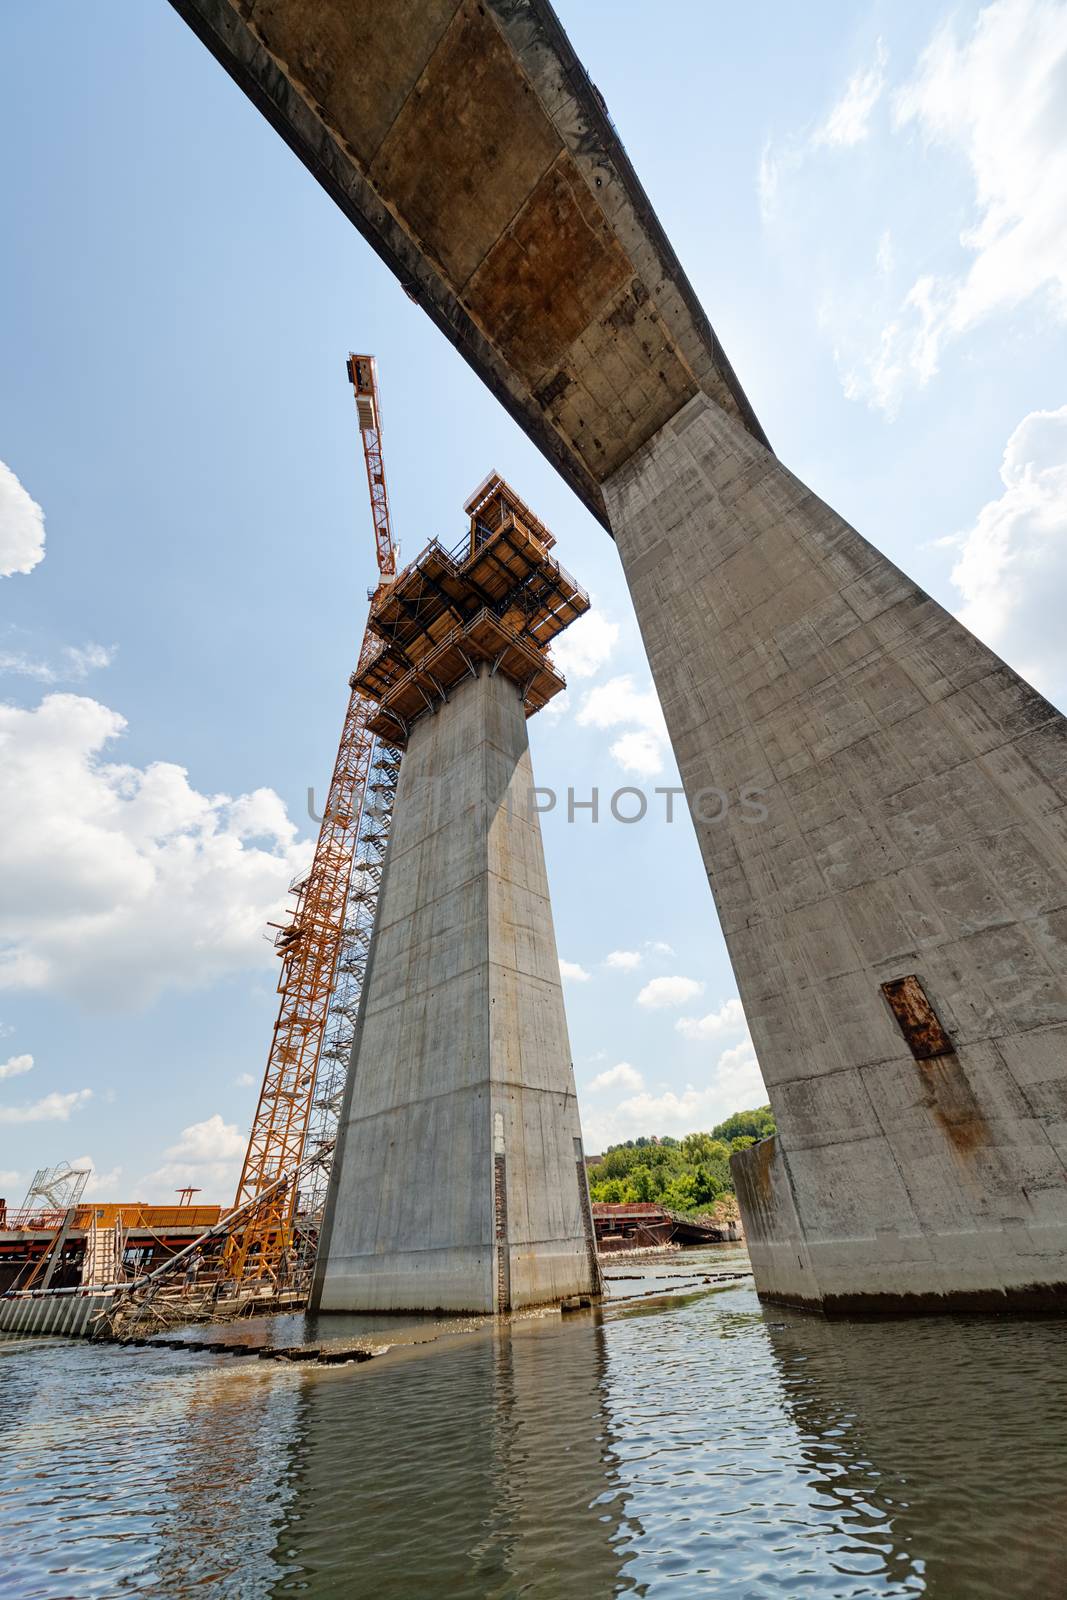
[
  {"x1": 607, "y1": 395, "x2": 1067, "y2": 1313},
  {"x1": 312, "y1": 668, "x2": 599, "y2": 1313},
  {"x1": 166, "y1": 0, "x2": 768, "y2": 527},
  {"x1": 170, "y1": 0, "x2": 1067, "y2": 1313}
]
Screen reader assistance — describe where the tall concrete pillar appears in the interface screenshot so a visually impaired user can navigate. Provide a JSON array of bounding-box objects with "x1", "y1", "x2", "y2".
[
  {"x1": 312, "y1": 667, "x2": 600, "y2": 1313},
  {"x1": 605, "y1": 393, "x2": 1067, "y2": 1314}
]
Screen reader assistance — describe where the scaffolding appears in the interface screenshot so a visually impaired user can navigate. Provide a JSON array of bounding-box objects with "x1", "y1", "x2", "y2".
[{"x1": 225, "y1": 355, "x2": 400, "y2": 1284}]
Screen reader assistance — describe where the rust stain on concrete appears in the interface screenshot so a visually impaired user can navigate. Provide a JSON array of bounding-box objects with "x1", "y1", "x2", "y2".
[
  {"x1": 919, "y1": 1056, "x2": 991, "y2": 1156},
  {"x1": 464, "y1": 152, "x2": 632, "y2": 385},
  {"x1": 370, "y1": 0, "x2": 562, "y2": 287},
  {"x1": 247, "y1": 0, "x2": 461, "y2": 167}
]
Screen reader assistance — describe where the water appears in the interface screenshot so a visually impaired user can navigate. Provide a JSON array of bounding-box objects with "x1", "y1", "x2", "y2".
[{"x1": 2, "y1": 1246, "x2": 1066, "y2": 1599}]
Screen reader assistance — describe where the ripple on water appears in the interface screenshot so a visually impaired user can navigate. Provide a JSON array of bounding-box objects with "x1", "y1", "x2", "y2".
[{"x1": 2, "y1": 1252, "x2": 1066, "y2": 1599}]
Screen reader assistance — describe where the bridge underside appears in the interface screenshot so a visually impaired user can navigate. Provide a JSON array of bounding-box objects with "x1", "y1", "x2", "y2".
[
  {"x1": 171, "y1": 0, "x2": 1067, "y2": 1315},
  {"x1": 168, "y1": 0, "x2": 769, "y2": 528}
]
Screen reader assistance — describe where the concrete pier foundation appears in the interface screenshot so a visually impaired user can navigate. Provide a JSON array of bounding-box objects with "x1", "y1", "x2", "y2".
[
  {"x1": 312, "y1": 668, "x2": 599, "y2": 1314},
  {"x1": 605, "y1": 394, "x2": 1067, "y2": 1313}
]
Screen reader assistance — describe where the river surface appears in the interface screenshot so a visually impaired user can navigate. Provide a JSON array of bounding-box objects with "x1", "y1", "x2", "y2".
[{"x1": 2, "y1": 1245, "x2": 1066, "y2": 1599}]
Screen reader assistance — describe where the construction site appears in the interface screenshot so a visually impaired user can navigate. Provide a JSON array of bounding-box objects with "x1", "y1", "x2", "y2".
[
  {"x1": 7, "y1": 4, "x2": 1067, "y2": 1597},
  {"x1": 0, "y1": 352, "x2": 619, "y2": 1340},
  {"x1": 6, "y1": 0, "x2": 1067, "y2": 1337}
]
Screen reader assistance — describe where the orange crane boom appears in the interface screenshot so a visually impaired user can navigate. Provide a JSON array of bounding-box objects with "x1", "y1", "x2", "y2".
[
  {"x1": 226, "y1": 355, "x2": 398, "y2": 1282},
  {"x1": 349, "y1": 354, "x2": 397, "y2": 581}
]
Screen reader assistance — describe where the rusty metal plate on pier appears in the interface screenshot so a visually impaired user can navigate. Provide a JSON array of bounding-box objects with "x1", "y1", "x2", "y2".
[{"x1": 881, "y1": 975, "x2": 955, "y2": 1060}]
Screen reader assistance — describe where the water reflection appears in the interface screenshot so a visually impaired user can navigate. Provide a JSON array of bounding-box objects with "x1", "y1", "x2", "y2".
[
  {"x1": 269, "y1": 1316, "x2": 634, "y2": 1597},
  {"x1": 3, "y1": 1259, "x2": 1067, "y2": 1598},
  {"x1": 764, "y1": 1312, "x2": 1067, "y2": 1600},
  {"x1": 0, "y1": 1340, "x2": 303, "y2": 1598}
]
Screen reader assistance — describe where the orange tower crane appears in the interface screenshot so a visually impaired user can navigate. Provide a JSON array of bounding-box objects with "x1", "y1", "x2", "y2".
[{"x1": 226, "y1": 355, "x2": 398, "y2": 1282}]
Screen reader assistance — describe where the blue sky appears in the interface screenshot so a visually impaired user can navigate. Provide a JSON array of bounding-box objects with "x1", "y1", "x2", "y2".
[{"x1": 2, "y1": 0, "x2": 1066, "y2": 1201}]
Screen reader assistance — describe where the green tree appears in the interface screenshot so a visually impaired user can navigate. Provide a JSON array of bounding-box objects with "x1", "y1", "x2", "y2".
[
  {"x1": 712, "y1": 1106, "x2": 776, "y2": 1144},
  {"x1": 661, "y1": 1172, "x2": 698, "y2": 1211},
  {"x1": 589, "y1": 1176, "x2": 636, "y2": 1203},
  {"x1": 692, "y1": 1165, "x2": 725, "y2": 1206},
  {"x1": 585, "y1": 1104, "x2": 777, "y2": 1217}
]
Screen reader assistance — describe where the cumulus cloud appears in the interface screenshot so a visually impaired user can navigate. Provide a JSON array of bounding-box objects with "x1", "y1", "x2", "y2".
[
  {"x1": 850, "y1": 0, "x2": 1067, "y2": 411},
  {"x1": 559, "y1": 959, "x2": 591, "y2": 984},
  {"x1": 550, "y1": 611, "x2": 620, "y2": 681},
  {"x1": 636, "y1": 975, "x2": 705, "y2": 1010},
  {"x1": 588, "y1": 1061, "x2": 644, "y2": 1093},
  {"x1": 234, "y1": 1072, "x2": 256, "y2": 1088},
  {"x1": 167, "y1": 1114, "x2": 245, "y2": 1164},
  {"x1": 71, "y1": 1158, "x2": 122, "y2": 1199},
  {"x1": 944, "y1": 405, "x2": 1067, "y2": 697},
  {"x1": 676, "y1": 997, "x2": 747, "y2": 1041},
  {"x1": 0, "y1": 460, "x2": 45, "y2": 578},
  {"x1": 0, "y1": 1088, "x2": 92, "y2": 1125},
  {"x1": 814, "y1": 39, "x2": 887, "y2": 148},
  {"x1": 0, "y1": 640, "x2": 116, "y2": 684},
  {"x1": 575, "y1": 674, "x2": 670, "y2": 777},
  {"x1": 0, "y1": 1053, "x2": 33, "y2": 1081},
  {"x1": 0, "y1": 693, "x2": 311, "y2": 1009},
  {"x1": 137, "y1": 1113, "x2": 245, "y2": 1203},
  {"x1": 604, "y1": 949, "x2": 641, "y2": 971},
  {"x1": 579, "y1": 1033, "x2": 766, "y2": 1151}
]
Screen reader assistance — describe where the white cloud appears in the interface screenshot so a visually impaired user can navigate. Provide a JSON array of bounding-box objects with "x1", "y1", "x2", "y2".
[
  {"x1": 0, "y1": 641, "x2": 116, "y2": 684},
  {"x1": 71, "y1": 1158, "x2": 122, "y2": 1199},
  {"x1": 851, "y1": 0, "x2": 1067, "y2": 410},
  {"x1": 0, "y1": 460, "x2": 45, "y2": 578},
  {"x1": 646, "y1": 940, "x2": 674, "y2": 956},
  {"x1": 604, "y1": 949, "x2": 641, "y2": 971},
  {"x1": 0, "y1": 693, "x2": 311, "y2": 1009},
  {"x1": 636, "y1": 975, "x2": 705, "y2": 1010},
  {"x1": 814, "y1": 39, "x2": 887, "y2": 148},
  {"x1": 234, "y1": 1072, "x2": 256, "y2": 1088},
  {"x1": 0, "y1": 1170, "x2": 20, "y2": 1191},
  {"x1": 579, "y1": 1033, "x2": 766, "y2": 1150},
  {"x1": 166, "y1": 1114, "x2": 245, "y2": 1164},
  {"x1": 608, "y1": 730, "x2": 664, "y2": 779},
  {"x1": 588, "y1": 1061, "x2": 644, "y2": 1093},
  {"x1": 559, "y1": 959, "x2": 591, "y2": 984},
  {"x1": 137, "y1": 1113, "x2": 246, "y2": 1203},
  {"x1": 945, "y1": 404, "x2": 1067, "y2": 696},
  {"x1": 759, "y1": 40, "x2": 885, "y2": 222},
  {"x1": 0, "y1": 1088, "x2": 92, "y2": 1125},
  {"x1": 0, "y1": 1052, "x2": 33, "y2": 1081},
  {"x1": 550, "y1": 611, "x2": 619, "y2": 681},
  {"x1": 676, "y1": 997, "x2": 747, "y2": 1041},
  {"x1": 575, "y1": 675, "x2": 670, "y2": 777}
]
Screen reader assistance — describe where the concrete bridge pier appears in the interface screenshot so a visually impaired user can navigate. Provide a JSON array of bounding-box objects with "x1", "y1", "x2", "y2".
[
  {"x1": 605, "y1": 393, "x2": 1067, "y2": 1314},
  {"x1": 312, "y1": 667, "x2": 600, "y2": 1314}
]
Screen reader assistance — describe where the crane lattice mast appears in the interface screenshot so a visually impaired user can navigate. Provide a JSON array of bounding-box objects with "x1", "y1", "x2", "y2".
[{"x1": 226, "y1": 356, "x2": 400, "y2": 1282}]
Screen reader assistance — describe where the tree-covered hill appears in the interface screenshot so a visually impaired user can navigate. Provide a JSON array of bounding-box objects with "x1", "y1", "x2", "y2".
[{"x1": 586, "y1": 1105, "x2": 775, "y2": 1214}]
